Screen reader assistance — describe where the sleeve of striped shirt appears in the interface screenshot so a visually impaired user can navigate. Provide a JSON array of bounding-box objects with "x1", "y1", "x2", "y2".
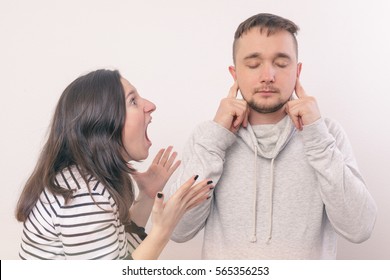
[{"x1": 124, "y1": 221, "x2": 147, "y2": 258}]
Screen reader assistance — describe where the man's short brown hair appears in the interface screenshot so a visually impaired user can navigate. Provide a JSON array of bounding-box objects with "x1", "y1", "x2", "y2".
[{"x1": 233, "y1": 13, "x2": 300, "y2": 62}]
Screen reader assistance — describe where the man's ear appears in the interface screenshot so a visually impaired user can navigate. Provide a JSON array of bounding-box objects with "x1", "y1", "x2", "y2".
[
  {"x1": 228, "y1": 65, "x2": 237, "y2": 81},
  {"x1": 297, "y1": 62, "x2": 302, "y2": 78}
]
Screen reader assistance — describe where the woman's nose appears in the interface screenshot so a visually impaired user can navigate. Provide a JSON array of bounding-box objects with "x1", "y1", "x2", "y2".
[{"x1": 144, "y1": 98, "x2": 156, "y2": 113}]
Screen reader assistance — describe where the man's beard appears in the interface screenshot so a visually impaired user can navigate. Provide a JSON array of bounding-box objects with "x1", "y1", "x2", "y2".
[{"x1": 247, "y1": 97, "x2": 289, "y2": 114}]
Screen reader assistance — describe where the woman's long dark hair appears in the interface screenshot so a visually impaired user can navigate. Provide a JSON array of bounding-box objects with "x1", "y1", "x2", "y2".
[{"x1": 16, "y1": 69, "x2": 134, "y2": 223}]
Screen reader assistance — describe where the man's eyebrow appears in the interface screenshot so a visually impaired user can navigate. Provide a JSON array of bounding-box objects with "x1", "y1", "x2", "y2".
[
  {"x1": 243, "y1": 52, "x2": 262, "y2": 60},
  {"x1": 274, "y1": 52, "x2": 292, "y2": 60},
  {"x1": 243, "y1": 52, "x2": 292, "y2": 60}
]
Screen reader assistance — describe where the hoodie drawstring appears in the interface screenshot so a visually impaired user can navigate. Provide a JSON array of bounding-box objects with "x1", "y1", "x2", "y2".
[
  {"x1": 251, "y1": 145, "x2": 276, "y2": 244},
  {"x1": 266, "y1": 157, "x2": 275, "y2": 244},
  {"x1": 250, "y1": 141, "x2": 275, "y2": 244},
  {"x1": 251, "y1": 145, "x2": 258, "y2": 243}
]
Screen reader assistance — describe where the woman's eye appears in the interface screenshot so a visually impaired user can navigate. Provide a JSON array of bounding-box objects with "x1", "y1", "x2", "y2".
[
  {"x1": 247, "y1": 64, "x2": 260, "y2": 69},
  {"x1": 130, "y1": 98, "x2": 137, "y2": 105}
]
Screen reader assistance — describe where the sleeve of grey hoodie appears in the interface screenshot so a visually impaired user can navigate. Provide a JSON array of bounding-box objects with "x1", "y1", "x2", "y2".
[
  {"x1": 301, "y1": 117, "x2": 377, "y2": 243},
  {"x1": 169, "y1": 121, "x2": 236, "y2": 243}
]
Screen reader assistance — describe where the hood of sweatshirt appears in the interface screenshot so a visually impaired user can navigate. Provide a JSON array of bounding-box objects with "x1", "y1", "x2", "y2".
[{"x1": 237, "y1": 115, "x2": 296, "y2": 243}]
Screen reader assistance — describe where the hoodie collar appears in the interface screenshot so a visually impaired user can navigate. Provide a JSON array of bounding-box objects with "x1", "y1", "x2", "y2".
[{"x1": 238, "y1": 115, "x2": 296, "y2": 159}]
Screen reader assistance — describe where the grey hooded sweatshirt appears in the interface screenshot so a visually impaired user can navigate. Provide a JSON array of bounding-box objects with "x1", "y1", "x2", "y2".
[{"x1": 170, "y1": 116, "x2": 377, "y2": 259}]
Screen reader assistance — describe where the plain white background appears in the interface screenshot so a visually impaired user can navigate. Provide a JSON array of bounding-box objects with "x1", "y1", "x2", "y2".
[{"x1": 1, "y1": 0, "x2": 389, "y2": 260}]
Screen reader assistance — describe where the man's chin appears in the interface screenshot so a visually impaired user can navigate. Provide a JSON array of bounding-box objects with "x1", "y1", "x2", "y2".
[{"x1": 249, "y1": 101, "x2": 286, "y2": 114}]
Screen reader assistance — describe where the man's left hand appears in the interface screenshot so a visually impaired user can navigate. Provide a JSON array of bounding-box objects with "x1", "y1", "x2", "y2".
[{"x1": 285, "y1": 78, "x2": 321, "y2": 130}]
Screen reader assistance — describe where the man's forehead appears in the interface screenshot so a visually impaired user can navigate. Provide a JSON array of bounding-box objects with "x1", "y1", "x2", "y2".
[{"x1": 236, "y1": 28, "x2": 297, "y2": 58}]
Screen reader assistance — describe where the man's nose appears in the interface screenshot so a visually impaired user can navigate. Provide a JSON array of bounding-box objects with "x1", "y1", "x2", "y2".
[{"x1": 259, "y1": 64, "x2": 275, "y2": 83}]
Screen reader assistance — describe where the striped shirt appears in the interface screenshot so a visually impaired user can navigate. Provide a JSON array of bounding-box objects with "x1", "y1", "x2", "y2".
[{"x1": 19, "y1": 166, "x2": 146, "y2": 260}]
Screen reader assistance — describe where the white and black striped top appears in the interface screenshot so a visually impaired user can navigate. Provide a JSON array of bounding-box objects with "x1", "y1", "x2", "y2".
[{"x1": 19, "y1": 166, "x2": 146, "y2": 260}]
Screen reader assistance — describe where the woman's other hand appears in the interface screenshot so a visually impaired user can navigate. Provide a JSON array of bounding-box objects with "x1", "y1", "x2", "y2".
[{"x1": 151, "y1": 175, "x2": 213, "y2": 238}]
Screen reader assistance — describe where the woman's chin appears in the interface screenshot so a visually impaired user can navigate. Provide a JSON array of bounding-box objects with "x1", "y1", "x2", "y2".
[
  {"x1": 137, "y1": 147, "x2": 150, "y2": 161},
  {"x1": 124, "y1": 149, "x2": 149, "y2": 162}
]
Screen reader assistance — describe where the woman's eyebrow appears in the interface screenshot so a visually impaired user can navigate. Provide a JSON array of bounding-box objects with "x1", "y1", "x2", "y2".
[{"x1": 126, "y1": 90, "x2": 136, "y2": 99}]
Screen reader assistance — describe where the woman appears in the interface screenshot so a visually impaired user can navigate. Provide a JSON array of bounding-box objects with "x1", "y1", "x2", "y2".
[{"x1": 15, "y1": 69, "x2": 213, "y2": 259}]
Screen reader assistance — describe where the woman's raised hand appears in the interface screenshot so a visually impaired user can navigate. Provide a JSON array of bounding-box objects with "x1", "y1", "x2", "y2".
[{"x1": 131, "y1": 146, "x2": 181, "y2": 198}]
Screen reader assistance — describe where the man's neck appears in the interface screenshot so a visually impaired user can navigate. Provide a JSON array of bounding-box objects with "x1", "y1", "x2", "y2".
[{"x1": 248, "y1": 108, "x2": 287, "y2": 125}]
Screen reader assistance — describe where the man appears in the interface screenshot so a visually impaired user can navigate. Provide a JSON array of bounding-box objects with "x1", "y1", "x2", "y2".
[{"x1": 170, "y1": 13, "x2": 377, "y2": 259}]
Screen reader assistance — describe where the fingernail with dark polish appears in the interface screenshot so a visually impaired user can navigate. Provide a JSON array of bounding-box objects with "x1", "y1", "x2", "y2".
[
  {"x1": 207, "y1": 180, "x2": 213, "y2": 185},
  {"x1": 194, "y1": 175, "x2": 199, "y2": 180},
  {"x1": 157, "y1": 192, "x2": 163, "y2": 199},
  {"x1": 207, "y1": 196, "x2": 211, "y2": 200},
  {"x1": 209, "y1": 187, "x2": 214, "y2": 190}
]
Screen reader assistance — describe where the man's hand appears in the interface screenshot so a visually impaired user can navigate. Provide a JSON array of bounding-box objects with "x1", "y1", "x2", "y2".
[
  {"x1": 131, "y1": 146, "x2": 181, "y2": 198},
  {"x1": 285, "y1": 78, "x2": 321, "y2": 130},
  {"x1": 213, "y1": 81, "x2": 249, "y2": 133}
]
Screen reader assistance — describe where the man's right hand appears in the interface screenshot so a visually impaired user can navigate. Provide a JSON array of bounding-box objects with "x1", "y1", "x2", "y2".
[{"x1": 213, "y1": 81, "x2": 249, "y2": 133}]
